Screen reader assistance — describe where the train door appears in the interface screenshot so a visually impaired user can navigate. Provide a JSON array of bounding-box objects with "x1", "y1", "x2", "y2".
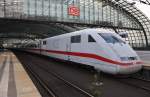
[
  {"x1": 39, "y1": 40, "x2": 42, "y2": 54},
  {"x1": 42, "y1": 40, "x2": 47, "y2": 55},
  {"x1": 69, "y1": 35, "x2": 82, "y2": 62},
  {"x1": 66, "y1": 37, "x2": 71, "y2": 61}
]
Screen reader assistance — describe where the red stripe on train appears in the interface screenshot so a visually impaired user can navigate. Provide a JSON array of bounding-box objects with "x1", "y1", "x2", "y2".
[{"x1": 29, "y1": 48, "x2": 143, "y2": 66}]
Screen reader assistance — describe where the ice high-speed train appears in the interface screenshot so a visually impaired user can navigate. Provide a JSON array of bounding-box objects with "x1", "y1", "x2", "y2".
[{"x1": 23, "y1": 28, "x2": 142, "y2": 74}]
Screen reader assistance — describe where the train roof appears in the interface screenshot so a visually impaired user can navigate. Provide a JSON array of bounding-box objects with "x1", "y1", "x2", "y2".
[
  {"x1": 66, "y1": 28, "x2": 115, "y2": 34},
  {"x1": 79, "y1": 28, "x2": 115, "y2": 33},
  {"x1": 43, "y1": 28, "x2": 115, "y2": 40}
]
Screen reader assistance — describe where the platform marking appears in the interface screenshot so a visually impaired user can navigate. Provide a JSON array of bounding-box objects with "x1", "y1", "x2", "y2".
[
  {"x1": 13, "y1": 55, "x2": 42, "y2": 97},
  {"x1": 0, "y1": 56, "x2": 7, "y2": 84},
  {"x1": 0, "y1": 56, "x2": 6, "y2": 80},
  {"x1": 7, "y1": 55, "x2": 17, "y2": 97},
  {"x1": 0, "y1": 55, "x2": 10, "y2": 97}
]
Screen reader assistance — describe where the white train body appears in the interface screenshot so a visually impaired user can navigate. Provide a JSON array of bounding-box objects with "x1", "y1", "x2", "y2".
[{"x1": 25, "y1": 29, "x2": 142, "y2": 74}]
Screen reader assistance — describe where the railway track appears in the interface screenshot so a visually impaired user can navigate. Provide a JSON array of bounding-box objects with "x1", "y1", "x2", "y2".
[
  {"x1": 14, "y1": 51, "x2": 150, "y2": 97},
  {"x1": 117, "y1": 77, "x2": 150, "y2": 92},
  {"x1": 23, "y1": 60, "x2": 57, "y2": 97},
  {"x1": 21, "y1": 54, "x2": 94, "y2": 97},
  {"x1": 132, "y1": 77, "x2": 150, "y2": 82}
]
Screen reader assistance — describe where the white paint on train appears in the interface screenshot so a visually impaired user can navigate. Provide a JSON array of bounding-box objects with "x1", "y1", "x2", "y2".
[{"x1": 22, "y1": 28, "x2": 142, "y2": 74}]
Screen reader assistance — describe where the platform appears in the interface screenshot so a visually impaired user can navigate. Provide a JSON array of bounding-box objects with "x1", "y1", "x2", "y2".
[
  {"x1": 0, "y1": 51, "x2": 41, "y2": 97},
  {"x1": 136, "y1": 51, "x2": 150, "y2": 70}
]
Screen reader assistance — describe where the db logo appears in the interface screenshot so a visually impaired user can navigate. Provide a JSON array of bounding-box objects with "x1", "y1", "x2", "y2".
[{"x1": 68, "y1": 6, "x2": 80, "y2": 16}]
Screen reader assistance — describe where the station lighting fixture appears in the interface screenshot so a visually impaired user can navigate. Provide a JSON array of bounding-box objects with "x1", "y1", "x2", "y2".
[
  {"x1": 0, "y1": 0, "x2": 22, "y2": 5},
  {"x1": 129, "y1": 2, "x2": 136, "y2": 5},
  {"x1": 114, "y1": 0, "x2": 136, "y2": 5},
  {"x1": 133, "y1": 0, "x2": 150, "y2": 5},
  {"x1": 115, "y1": 0, "x2": 121, "y2": 2},
  {"x1": 64, "y1": 0, "x2": 74, "y2": 5}
]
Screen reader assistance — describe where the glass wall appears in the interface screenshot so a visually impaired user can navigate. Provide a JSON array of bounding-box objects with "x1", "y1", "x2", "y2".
[
  {"x1": 0, "y1": 0, "x2": 141, "y2": 29},
  {"x1": 0, "y1": 0, "x2": 149, "y2": 48}
]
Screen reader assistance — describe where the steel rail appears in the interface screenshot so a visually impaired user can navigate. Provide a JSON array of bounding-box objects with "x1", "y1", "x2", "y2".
[
  {"x1": 23, "y1": 53, "x2": 94, "y2": 97},
  {"x1": 23, "y1": 61, "x2": 57, "y2": 97},
  {"x1": 35, "y1": 63, "x2": 94, "y2": 97},
  {"x1": 117, "y1": 77, "x2": 150, "y2": 92}
]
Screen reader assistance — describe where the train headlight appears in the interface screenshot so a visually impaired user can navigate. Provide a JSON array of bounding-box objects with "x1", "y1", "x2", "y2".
[
  {"x1": 128, "y1": 57, "x2": 137, "y2": 60},
  {"x1": 120, "y1": 57, "x2": 128, "y2": 61},
  {"x1": 120, "y1": 56, "x2": 137, "y2": 61}
]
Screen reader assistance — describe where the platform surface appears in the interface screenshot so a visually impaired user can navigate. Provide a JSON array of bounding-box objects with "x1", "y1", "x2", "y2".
[
  {"x1": 0, "y1": 51, "x2": 41, "y2": 97},
  {"x1": 136, "y1": 50, "x2": 150, "y2": 69}
]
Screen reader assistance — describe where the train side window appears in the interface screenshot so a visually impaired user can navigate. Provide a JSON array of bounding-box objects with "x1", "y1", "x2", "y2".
[
  {"x1": 71, "y1": 35, "x2": 81, "y2": 43},
  {"x1": 43, "y1": 41, "x2": 47, "y2": 45},
  {"x1": 88, "y1": 35, "x2": 96, "y2": 42}
]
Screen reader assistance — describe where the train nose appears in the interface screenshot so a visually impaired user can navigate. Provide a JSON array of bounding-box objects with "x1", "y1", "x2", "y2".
[{"x1": 118, "y1": 63, "x2": 142, "y2": 74}]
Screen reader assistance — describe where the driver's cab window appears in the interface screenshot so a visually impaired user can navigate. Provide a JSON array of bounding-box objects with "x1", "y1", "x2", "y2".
[{"x1": 88, "y1": 35, "x2": 96, "y2": 42}]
